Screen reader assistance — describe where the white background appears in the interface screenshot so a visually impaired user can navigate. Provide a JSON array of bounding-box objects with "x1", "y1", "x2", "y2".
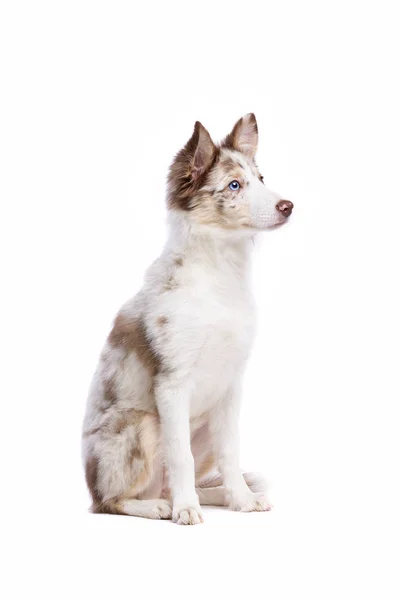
[{"x1": 1, "y1": 1, "x2": 399, "y2": 598}]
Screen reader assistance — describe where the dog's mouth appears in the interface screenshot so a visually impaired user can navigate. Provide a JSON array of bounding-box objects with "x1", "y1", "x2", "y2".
[
  {"x1": 245, "y1": 217, "x2": 290, "y2": 231},
  {"x1": 264, "y1": 208, "x2": 294, "y2": 230},
  {"x1": 267, "y1": 219, "x2": 288, "y2": 230}
]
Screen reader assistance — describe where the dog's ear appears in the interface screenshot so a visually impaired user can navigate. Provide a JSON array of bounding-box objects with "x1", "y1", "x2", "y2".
[
  {"x1": 167, "y1": 121, "x2": 216, "y2": 210},
  {"x1": 224, "y1": 113, "x2": 258, "y2": 158},
  {"x1": 188, "y1": 121, "x2": 216, "y2": 180}
]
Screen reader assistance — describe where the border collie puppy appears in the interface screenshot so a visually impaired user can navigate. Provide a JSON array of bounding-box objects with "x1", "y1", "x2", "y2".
[{"x1": 82, "y1": 114, "x2": 293, "y2": 524}]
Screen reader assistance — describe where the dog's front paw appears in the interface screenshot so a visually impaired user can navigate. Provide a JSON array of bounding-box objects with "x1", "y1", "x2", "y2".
[
  {"x1": 172, "y1": 502, "x2": 204, "y2": 525},
  {"x1": 230, "y1": 491, "x2": 272, "y2": 513}
]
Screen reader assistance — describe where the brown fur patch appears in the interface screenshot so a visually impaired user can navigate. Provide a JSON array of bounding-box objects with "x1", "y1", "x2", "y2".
[
  {"x1": 218, "y1": 154, "x2": 240, "y2": 173},
  {"x1": 167, "y1": 121, "x2": 219, "y2": 211},
  {"x1": 157, "y1": 315, "x2": 168, "y2": 326},
  {"x1": 103, "y1": 375, "x2": 117, "y2": 406},
  {"x1": 112, "y1": 408, "x2": 156, "y2": 435},
  {"x1": 164, "y1": 275, "x2": 178, "y2": 291},
  {"x1": 174, "y1": 256, "x2": 183, "y2": 267},
  {"x1": 85, "y1": 455, "x2": 102, "y2": 508},
  {"x1": 82, "y1": 427, "x2": 102, "y2": 437},
  {"x1": 108, "y1": 314, "x2": 161, "y2": 376},
  {"x1": 125, "y1": 412, "x2": 160, "y2": 496}
]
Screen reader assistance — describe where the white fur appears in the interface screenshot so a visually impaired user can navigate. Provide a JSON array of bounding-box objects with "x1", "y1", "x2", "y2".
[{"x1": 147, "y1": 217, "x2": 259, "y2": 522}]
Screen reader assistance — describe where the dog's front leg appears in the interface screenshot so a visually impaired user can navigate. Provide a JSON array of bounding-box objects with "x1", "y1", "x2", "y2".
[
  {"x1": 212, "y1": 385, "x2": 272, "y2": 513},
  {"x1": 156, "y1": 378, "x2": 203, "y2": 525}
]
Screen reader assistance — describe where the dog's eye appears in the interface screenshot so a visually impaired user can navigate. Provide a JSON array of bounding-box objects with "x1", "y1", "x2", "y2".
[
  {"x1": 259, "y1": 174, "x2": 264, "y2": 184},
  {"x1": 229, "y1": 180, "x2": 240, "y2": 191}
]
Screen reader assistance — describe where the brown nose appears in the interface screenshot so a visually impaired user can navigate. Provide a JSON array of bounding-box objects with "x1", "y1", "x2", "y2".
[{"x1": 276, "y1": 199, "x2": 293, "y2": 217}]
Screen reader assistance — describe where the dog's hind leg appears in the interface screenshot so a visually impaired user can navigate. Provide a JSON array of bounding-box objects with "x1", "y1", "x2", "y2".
[
  {"x1": 107, "y1": 498, "x2": 172, "y2": 519},
  {"x1": 85, "y1": 411, "x2": 172, "y2": 519},
  {"x1": 243, "y1": 472, "x2": 268, "y2": 494},
  {"x1": 191, "y1": 423, "x2": 270, "y2": 507},
  {"x1": 196, "y1": 472, "x2": 270, "y2": 507},
  {"x1": 196, "y1": 485, "x2": 226, "y2": 506}
]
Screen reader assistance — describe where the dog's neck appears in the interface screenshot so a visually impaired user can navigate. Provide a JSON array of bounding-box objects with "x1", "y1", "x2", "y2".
[{"x1": 164, "y1": 211, "x2": 254, "y2": 285}]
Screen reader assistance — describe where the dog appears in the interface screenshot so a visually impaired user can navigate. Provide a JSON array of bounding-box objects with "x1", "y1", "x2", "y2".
[{"x1": 82, "y1": 113, "x2": 293, "y2": 524}]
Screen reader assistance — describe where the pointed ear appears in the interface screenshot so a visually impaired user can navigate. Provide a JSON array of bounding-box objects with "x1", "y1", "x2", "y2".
[
  {"x1": 167, "y1": 121, "x2": 216, "y2": 209},
  {"x1": 224, "y1": 113, "x2": 258, "y2": 158},
  {"x1": 190, "y1": 121, "x2": 216, "y2": 180}
]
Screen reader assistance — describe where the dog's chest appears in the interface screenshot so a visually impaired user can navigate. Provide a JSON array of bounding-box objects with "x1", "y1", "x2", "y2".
[
  {"x1": 151, "y1": 254, "x2": 256, "y2": 415},
  {"x1": 185, "y1": 295, "x2": 255, "y2": 415}
]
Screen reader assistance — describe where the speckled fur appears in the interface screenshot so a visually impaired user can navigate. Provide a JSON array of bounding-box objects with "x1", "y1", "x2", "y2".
[{"x1": 82, "y1": 114, "x2": 292, "y2": 524}]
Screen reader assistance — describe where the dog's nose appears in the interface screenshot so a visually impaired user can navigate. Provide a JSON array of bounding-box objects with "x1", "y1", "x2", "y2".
[{"x1": 276, "y1": 200, "x2": 293, "y2": 217}]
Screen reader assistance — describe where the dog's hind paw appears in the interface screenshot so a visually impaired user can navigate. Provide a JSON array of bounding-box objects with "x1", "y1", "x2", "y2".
[
  {"x1": 153, "y1": 499, "x2": 173, "y2": 519},
  {"x1": 230, "y1": 492, "x2": 272, "y2": 513}
]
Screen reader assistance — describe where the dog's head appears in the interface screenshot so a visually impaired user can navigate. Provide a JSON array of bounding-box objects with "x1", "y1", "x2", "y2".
[{"x1": 167, "y1": 113, "x2": 293, "y2": 234}]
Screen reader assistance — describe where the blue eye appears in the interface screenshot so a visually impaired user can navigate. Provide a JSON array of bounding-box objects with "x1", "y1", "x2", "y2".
[{"x1": 229, "y1": 180, "x2": 240, "y2": 191}]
